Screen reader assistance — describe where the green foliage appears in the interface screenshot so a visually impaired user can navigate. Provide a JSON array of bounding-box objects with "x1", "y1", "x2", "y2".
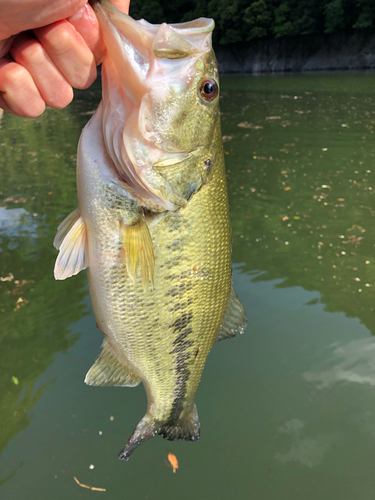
[
  {"x1": 273, "y1": 3, "x2": 295, "y2": 37},
  {"x1": 324, "y1": 0, "x2": 345, "y2": 33},
  {"x1": 354, "y1": 0, "x2": 375, "y2": 28},
  {"x1": 244, "y1": 1, "x2": 272, "y2": 40},
  {"x1": 129, "y1": 0, "x2": 375, "y2": 45}
]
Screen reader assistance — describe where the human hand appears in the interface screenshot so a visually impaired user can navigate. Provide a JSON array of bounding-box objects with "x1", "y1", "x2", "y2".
[{"x1": 0, "y1": 0, "x2": 130, "y2": 117}]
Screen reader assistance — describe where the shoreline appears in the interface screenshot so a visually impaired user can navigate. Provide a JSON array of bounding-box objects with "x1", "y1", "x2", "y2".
[{"x1": 215, "y1": 28, "x2": 375, "y2": 75}]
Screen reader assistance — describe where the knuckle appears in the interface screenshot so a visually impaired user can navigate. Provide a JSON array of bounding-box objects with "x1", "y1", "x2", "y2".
[
  {"x1": 45, "y1": 22, "x2": 73, "y2": 53},
  {"x1": 46, "y1": 85, "x2": 73, "y2": 109},
  {"x1": 72, "y1": 65, "x2": 96, "y2": 89},
  {"x1": 11, "y1": 39, "x2": 45, "y2": 66},
  {"x1": 24, "y1": 101, "x2": 46, "y2": 118},
  {"x1": 0, "y1": 62, "x2": 27, "y2": 88}
]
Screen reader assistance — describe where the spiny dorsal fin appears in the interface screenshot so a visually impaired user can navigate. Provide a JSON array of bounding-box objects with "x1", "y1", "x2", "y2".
[
  {"x1": 85, "y1": 338, "x2": 141, "y2": 387},
  {"x1": 216, "y1": 286, "x2": 247, "y2": 341},
  {"x1": 120, "y1": 214, "x2": 154, "y2": 291},
  {"x1": 54, "y1": 209, "x2": 88, "y2": 280}
]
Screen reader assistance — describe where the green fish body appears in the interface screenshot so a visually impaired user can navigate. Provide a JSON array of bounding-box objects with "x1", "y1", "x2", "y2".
[{"x1": 54, "y1": 0, "x2": 246, "y2": 460}]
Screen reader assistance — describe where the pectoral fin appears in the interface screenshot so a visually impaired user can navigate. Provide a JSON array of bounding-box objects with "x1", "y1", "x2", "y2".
[
  {"x1": 54, "y1": 209, "x2": 88, "y2": 280},
  {"x1": 85, "y1": 338, "x2": 141, "y2": 387},
  {"x1": 120, "y1": 214, "x2": 154, "y2": 291},
  {"x1": 216, "y1": 286, "x2": 247, "y2": 341}
]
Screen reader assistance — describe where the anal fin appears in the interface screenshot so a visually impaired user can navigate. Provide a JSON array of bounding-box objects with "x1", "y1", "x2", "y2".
[
  {"x1": 54, "y1": 208, "x2": 88, "y2": 280},
  {"x1": 120, "y1": 214, "x2": 154, "y2": 291},
  {"x1": 216, "y1": 286, "x2": 247, "y2": 341},
  {"x1": 85, "y1": 338, "x2": 141, "y2": 387}
]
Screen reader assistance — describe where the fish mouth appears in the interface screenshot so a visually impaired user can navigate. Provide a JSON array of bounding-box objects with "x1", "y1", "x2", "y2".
[{"x1": 91, "y1": 0, "x2": 215, "y2": 211}]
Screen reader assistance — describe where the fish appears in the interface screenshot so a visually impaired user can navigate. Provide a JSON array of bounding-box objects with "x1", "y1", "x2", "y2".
[{"x1": 53, "y1": 0, "x2": 247, "y2": 461}]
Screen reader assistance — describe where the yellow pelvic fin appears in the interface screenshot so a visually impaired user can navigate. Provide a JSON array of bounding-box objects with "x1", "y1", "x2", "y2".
[
  {"x1": 54, "y1": 209, "x2": 88, "y2": 280},
  {"x1": 119, "y1": 214, "x2": 154, "y2": 291},
  {"x1": 85, "y1": 338, "x2": 141, "y2": 387},
  {"x1": 216, "y1": 286, "x2": 247, "y2": 341}
]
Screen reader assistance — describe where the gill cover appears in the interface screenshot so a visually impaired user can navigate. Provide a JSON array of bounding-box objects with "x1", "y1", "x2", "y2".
[{"x1": 93, "y1": 0, "x2": 217, "y2": 211}]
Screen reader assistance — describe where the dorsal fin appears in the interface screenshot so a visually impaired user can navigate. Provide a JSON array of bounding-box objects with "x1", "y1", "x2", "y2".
[
  {"x1": 85, "y1": 338, "x2": 141, "y2": 387},
  {"x1": 216, "y1": 286, "x2": 247, "y2": 341},
  {"x1": 54, "y1": 209, "x2": 88, "y2": 280}
]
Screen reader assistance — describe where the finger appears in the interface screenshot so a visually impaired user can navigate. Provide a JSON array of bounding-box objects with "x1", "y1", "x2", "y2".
[
  {"x1": 34, "y1": 20, "x2": 96, "y2": 90},
  {"x1": 68, "y1": 1, "x2": 130, "y2": 65},
  {"x1": 10, "y1": 33, "x2": 73, "y2": 109},
  {"x1": 110, "y1": 0, "x2": 131, "y2": 13},
  {"x1": 0, "y1": 93, "x2": 21, "y2": 116},
  {"x1": 0, "y1": 58, "x2": 45, "y2": 117},
  {"x1": 0, "y1": 37, "x2": 15, "y2": 59},
  {"x1": 68, "y1": 4, "x2": 105, "y2": 65},
  {"x1": 0, "y1": 0, "x2": 88, "y2": 40}
]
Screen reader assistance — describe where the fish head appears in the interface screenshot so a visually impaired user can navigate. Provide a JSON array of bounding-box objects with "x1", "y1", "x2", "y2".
[{"x1": 94, "y1": 0, "x2": 220, "y2": 211}]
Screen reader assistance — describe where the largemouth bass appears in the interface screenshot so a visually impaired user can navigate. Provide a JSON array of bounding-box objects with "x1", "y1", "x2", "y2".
[{"x1": 54, "y1": 0, "x2": 247, "y2": 460}]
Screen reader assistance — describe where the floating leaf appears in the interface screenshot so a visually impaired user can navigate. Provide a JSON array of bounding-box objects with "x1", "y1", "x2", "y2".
[{"x1": 167, "y1": 452, "x2": 179, "y2": 473}]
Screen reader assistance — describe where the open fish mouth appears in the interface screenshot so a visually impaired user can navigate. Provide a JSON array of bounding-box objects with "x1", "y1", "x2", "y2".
[{"x1": 91, "y1": 0, "x2": 215, "y2": 211}]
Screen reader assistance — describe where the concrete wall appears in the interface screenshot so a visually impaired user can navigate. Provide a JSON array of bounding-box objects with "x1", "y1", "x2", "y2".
[{"x1": 216, "y1": 30, "x2": 375, "y2": 74}]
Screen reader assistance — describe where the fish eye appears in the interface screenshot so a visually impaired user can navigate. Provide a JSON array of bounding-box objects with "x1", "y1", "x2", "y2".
[{"x1": 200, "y1": 78, "x2": 218, "y2": 102}]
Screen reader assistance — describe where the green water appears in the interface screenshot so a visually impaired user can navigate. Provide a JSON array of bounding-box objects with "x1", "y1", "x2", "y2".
[{"x1": 1, "y1": 73, "x2": 375, "y2": 499}]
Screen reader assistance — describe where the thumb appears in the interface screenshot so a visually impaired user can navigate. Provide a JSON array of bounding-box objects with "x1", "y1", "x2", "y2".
[
  {"x1": 109, "y1": 0, "x2": 131, "y2": 14},
  {"x1": 68, "y1": 0, "x2": 131, "y2": 66}
]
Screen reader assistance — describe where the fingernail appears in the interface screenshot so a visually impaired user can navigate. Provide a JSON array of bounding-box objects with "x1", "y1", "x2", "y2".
[
  {"x1": 69, "y1": 4, "x2": 96, "y2": 24},
  {"x1": 0, "y1": 36, "x2": 15, "y2": 59},
  {"x1": 69, "y1": 6, "x2": 86, "y2": 21}
]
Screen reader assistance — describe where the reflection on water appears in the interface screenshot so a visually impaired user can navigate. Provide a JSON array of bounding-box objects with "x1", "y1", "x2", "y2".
[
  {"x1": 2, "y1": 75, "x2": 375, "y2": 498},
  {"x1": 304, "y1": 338, "x2": 375, "y2": 388},
  {"x1": 0, "y1": 95, "x2": 94, "y2": 458},
  {"x1": 222, "y1": 72, "x2": 375, "y2": 334},
  {"x1": 275, "y1": 418, "x2": 334, "y2": 468}
]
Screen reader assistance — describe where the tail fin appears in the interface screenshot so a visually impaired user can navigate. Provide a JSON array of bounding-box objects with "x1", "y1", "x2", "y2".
[{"x1": 118, "y1": 405, "x2": 200, "y2": 461}]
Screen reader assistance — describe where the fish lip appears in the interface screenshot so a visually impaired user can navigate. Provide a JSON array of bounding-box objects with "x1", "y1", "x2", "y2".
[{"x1": 92, "y1": 0, "x2": 214, "y2": 64}]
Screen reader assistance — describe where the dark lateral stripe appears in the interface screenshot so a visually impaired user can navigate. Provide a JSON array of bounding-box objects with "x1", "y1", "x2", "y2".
[{"x1": 167, "y1": 311, "x2": 193, "y2": 423}]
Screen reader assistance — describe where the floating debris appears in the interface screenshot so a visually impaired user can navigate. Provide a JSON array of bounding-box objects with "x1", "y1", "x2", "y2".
[
  {"x1": 73, "y1": 476, "x2": 106, "y2": 492},
  {"x1": 237, "y1": 122, "x2": 263, "y2": 130},
  {"x1": 167, "y1": 452, "x2": 179, "y2": 473},
  {"x1": 14, "y1": 297, "x2": 29, "y2": 310},
  {"x1": 4, "y1": 197, "x2": 28, "y2": 203},
  {"x1": 343, "y1": 235, "x2": 363, "y2": 245},
  {"x1": 0, "y1": 273, "x2": 14, "y2": 282}
]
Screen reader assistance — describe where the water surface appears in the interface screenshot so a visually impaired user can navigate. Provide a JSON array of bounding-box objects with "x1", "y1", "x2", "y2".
[{"x1": 1, "y1": 73, "x2": 375, "y2": 499}]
